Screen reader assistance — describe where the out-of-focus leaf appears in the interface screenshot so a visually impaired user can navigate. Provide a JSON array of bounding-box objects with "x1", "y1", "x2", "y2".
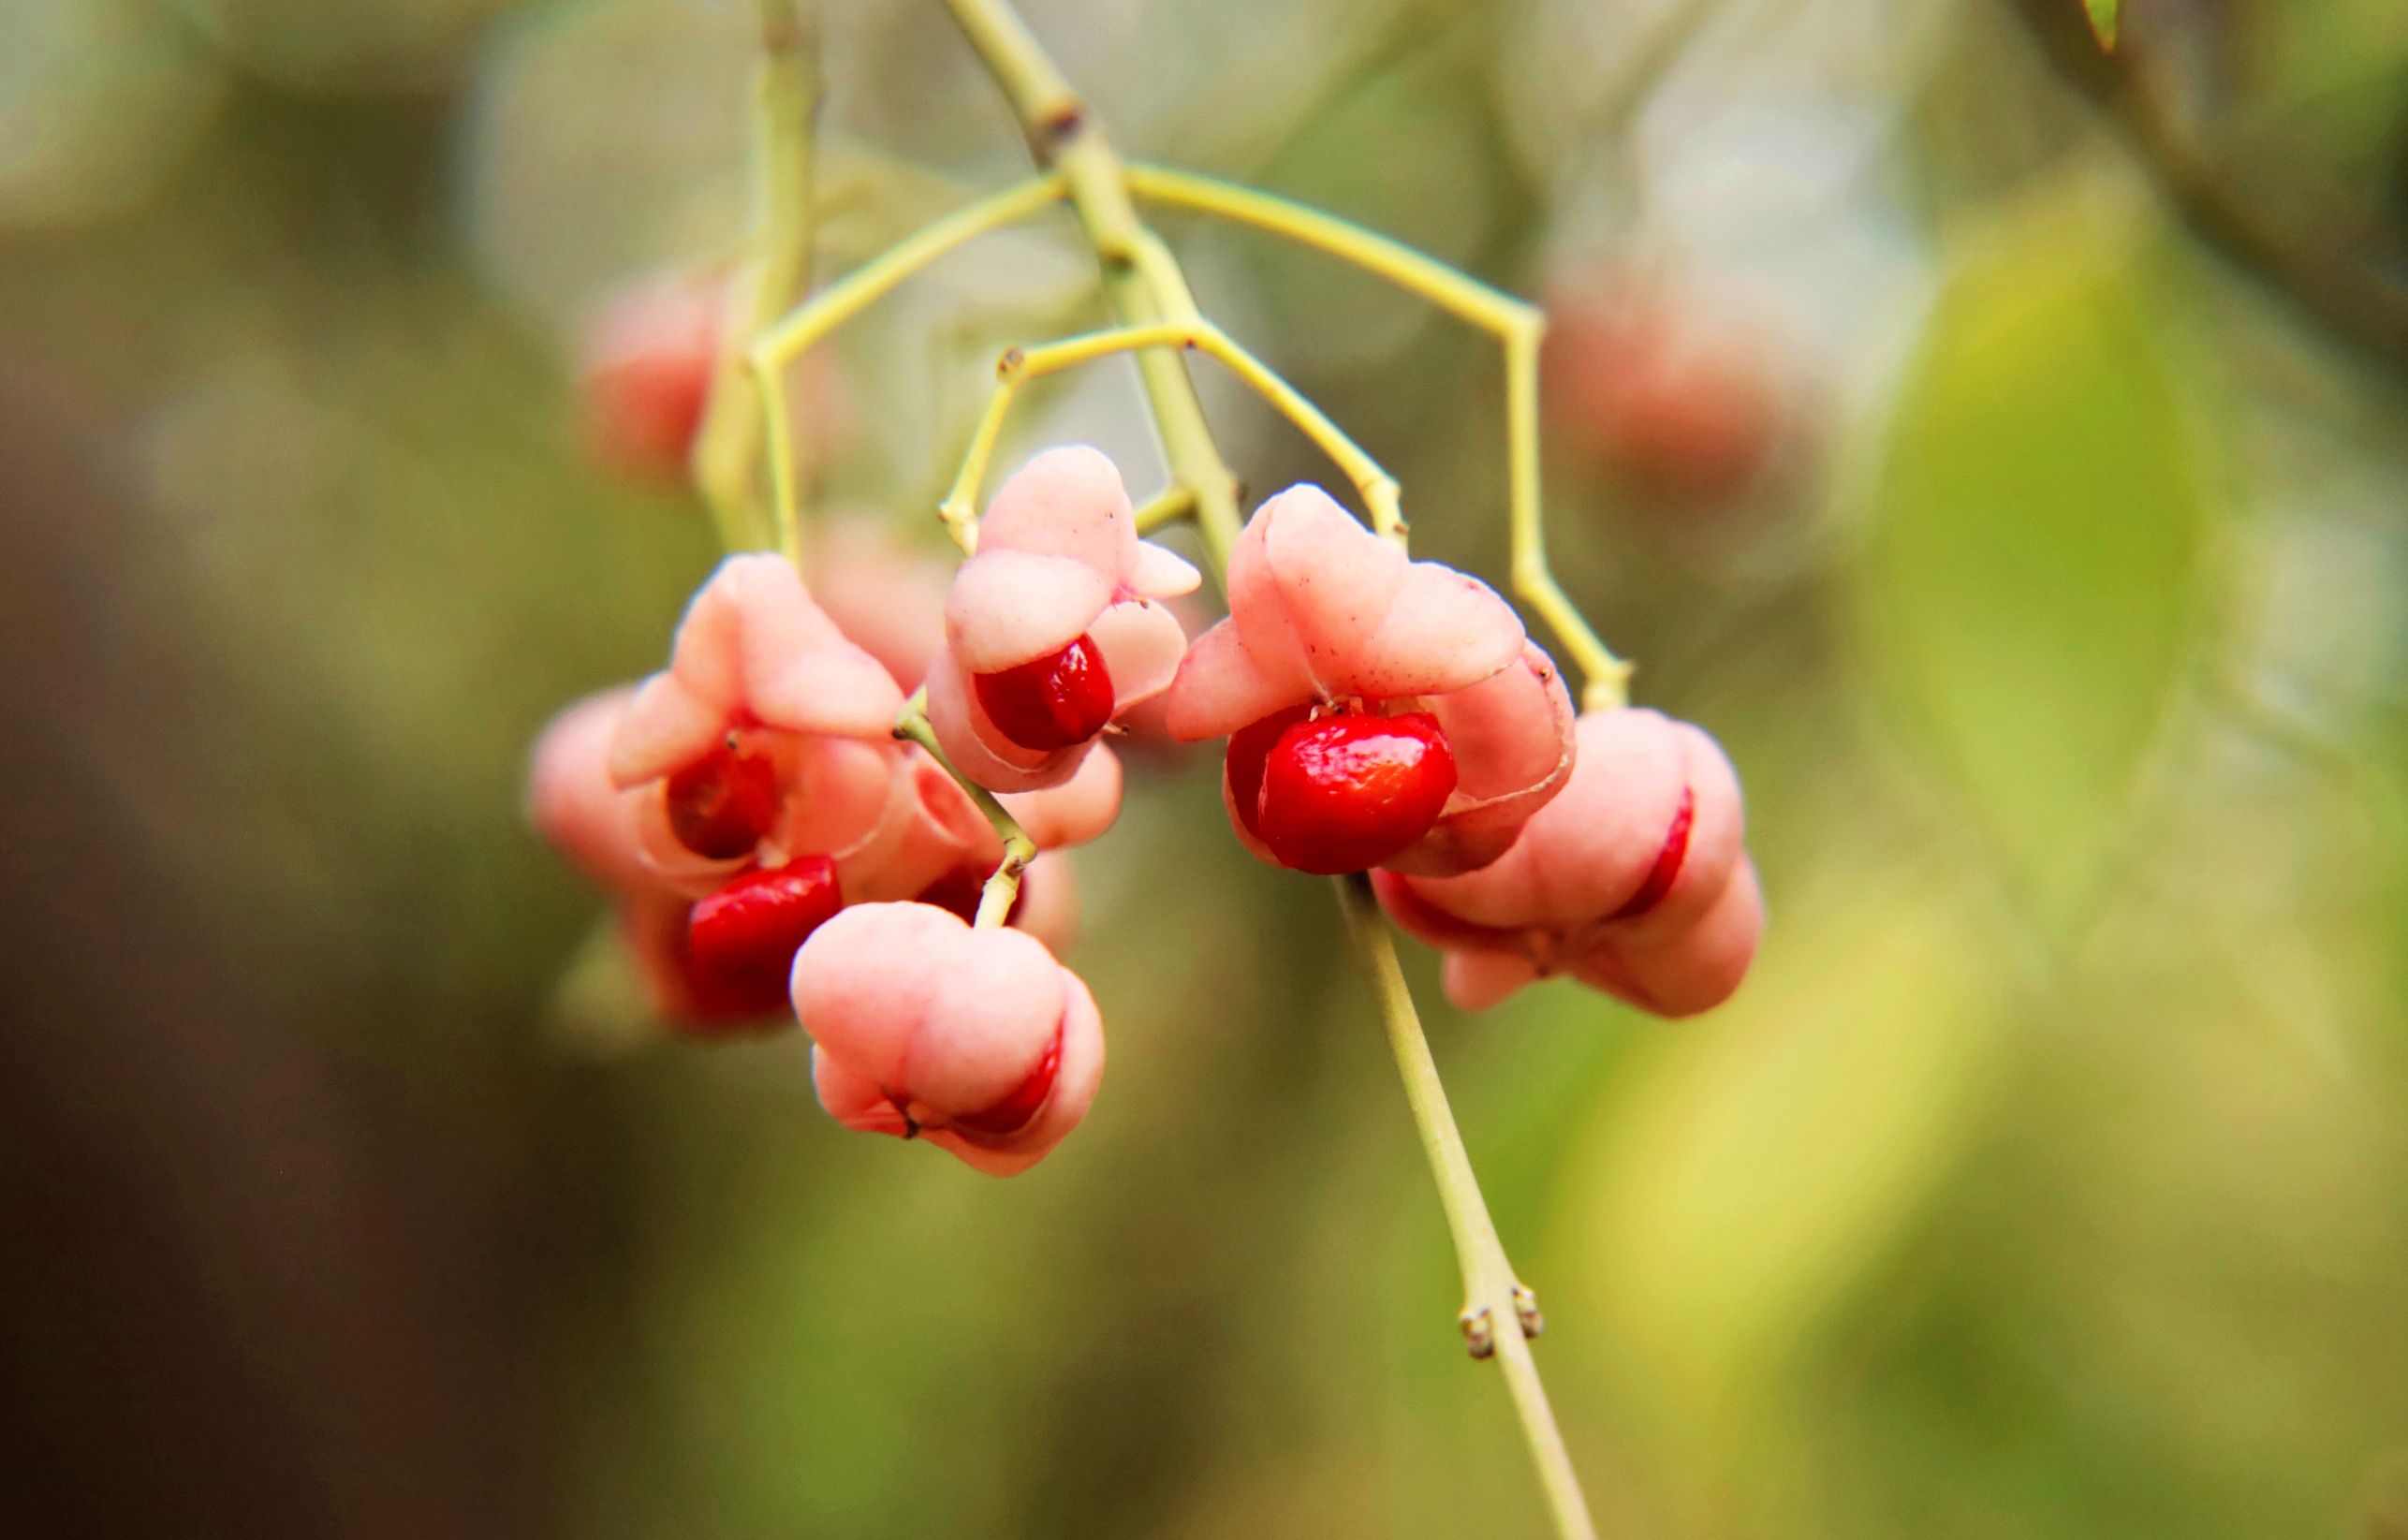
[
  {"x1": 1863, "y1": 190, "x2": 2210, "y2": 923},
  {"x1": 2084, "y1": 0, "x2": 2119, "y2": 50},
  {"x1": 0, "y1": 0, "x2": 224, "y2": 229},
  {"x1": 1556, "y1": 871, "x2": 2013, "y2": 1444}
]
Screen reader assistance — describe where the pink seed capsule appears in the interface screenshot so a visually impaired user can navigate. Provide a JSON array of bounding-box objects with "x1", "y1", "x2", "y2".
[
  {"x1": 927, "y1": 447, "x2": 1199, "y2": 793},
  {"x1": 1373, "y1": 707, "x2": 1761, "y2": 1016},
  {"x1": 1163, "y1": 483, "x2": 1575, "y2": 878},
  {"x1": 790, "y1": 902, "x2": 1105, "y2": 1176},
  {"x1": 973, "y1": 633, "x2": 1116, "y2": 752}
]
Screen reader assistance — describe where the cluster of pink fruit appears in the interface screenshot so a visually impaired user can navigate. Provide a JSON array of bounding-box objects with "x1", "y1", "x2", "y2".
[{"x1": 534, "y1": 285, "x2": 1762, "y2": 1177}]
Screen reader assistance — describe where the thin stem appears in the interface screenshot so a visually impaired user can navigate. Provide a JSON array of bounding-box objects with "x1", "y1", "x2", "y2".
[
  {"x1": 1129, "y1": 164, "x2": 1536, "y2": 334},
  {"x1": 937, "y1": 320, "x2": 1403, "y2": 550},
  {"x1": 692, "y1": 0, "x2": 821, "y2": 555},
  {"x1": 1125, "y1": 164, "x2": 1629, "y2": 707},
  {"x1": 939, "y1": 0, "x2": 1245, "y2": 576},
  {"x1": 1133, "y1": 483, "x2": 1197, "y2": 535},
  {"x1": 892, "y1": 689, "x2": 1037, "y2": 927},
  {"x1": 1338, "y1": 875, "x2": 1597, "y2": 1540},
  {"x1": 940, "y1": 5, "x2": 1599, "y2": 1533},
  {"x1": 1506, "y1": 327, "x2": 1630, "y2": 712},
  {"x1": 749, "y1": 173, "x2": 1072, "y2": 553}
]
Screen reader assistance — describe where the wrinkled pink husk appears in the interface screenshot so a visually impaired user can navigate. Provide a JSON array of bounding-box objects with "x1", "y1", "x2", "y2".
[
  {"x1": 1613, "y1": 720, "x2": 1747, "y2": 944},
  {"x1": 1441, "y1": 948, "x2": 1546, "y2": 1012},
  {"x1": 809, "y1": 513, "x2": 951, "y2": 690},
  {"x1": 1012, "y1": 854, "x2": 1079, "y2": 955},
  {"x1": 943, "y1": 446, "x2": 1199, "y2": 669},
  {"x1": 1382, "y1": 644, "x2": 1578, "y2": 877},
  {"x1": 978, "y1": 446, "x2": 1200, "y2": 595},
  {"x1": 1000, "y1": 744, "x2": 1123, "y2": 850},
  {"x1": 946, "y1": 549, "x2": 1117, "y2": 672},
  {"x1": 1386, "y1": 709, "x2": 1743, "y2": 928},
  {"x1": 1375, "y1": 708, "x2": 1761, "y2": 1016},
  {"x1": 837, "y1": 749, "x2": 1112, "y2": 927},
  {"x1": 928, "y1": 973, "x2": 1103, "y2": 1176},
  {"x1": 928, "y1": 447, "x2": 1197, "y2": 793},
  {"x1": 1198, "y1": 645, "x2": 1575, "y2": 882},
  {"x1": 795, "y1": 902, "x2": 1105, "y2": 1175},
  {"x1": 1085, "y1": 597, "x2": 1187, "y2": 707},
  {"x1": 837, "y1": 753, "x2": 997, "y2": 905},
  {"x1": 926, "y1": 646, "x2": 1061, "y2": 790},
  {"x1": 1568, "y1": 858, "x2": 1763, "y2": 1017},
  {"x1": 1165, "y1": 484, "x2": 1525, "y2": 742},
  {"x1": 928, "y1": 597, "x2": 1188, "y2": 795},
  {"x1": 626, "y1": 732, "x2": 914, "y2": 901},
  {"x1": 528, "y1": 687, "x2": 660, "y2": 897},
  {"x1": 1427, "y1": 858, "x2": 1763, "y2": 1016},
  {"x1": 609, "y1": 553, "x2": 906, "y2": 789}
]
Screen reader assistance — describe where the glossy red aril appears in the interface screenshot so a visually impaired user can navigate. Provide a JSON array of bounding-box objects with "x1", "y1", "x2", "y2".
[
  {"x1": 973, "y1": 634, "x2": 1115, "y2": 752},
  {"x1": 1609, "y1": 785, "x2": 1695, "y2": 920},
  {"x1": 949, "y1": 1024, "x2": 1063, "y2": 1137},
  {"x1": 683, "y1": 858, "x2": 843, "y2": 1016},
  {"x1": 1235, "y1": 708, "x2": 1458, "y2": 875},
  {"x1": 664, "y1": 736, "x2": 781, "y2": 859}
]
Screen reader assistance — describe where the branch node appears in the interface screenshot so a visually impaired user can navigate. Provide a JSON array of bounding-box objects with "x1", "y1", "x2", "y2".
[
  {"x1": 1035, "y1": 98, "x2": 1085, "y2": 150},
  {"x1": 1461, "y1": 1305, "x2": 1498, "y2": 1360},
  {"x1": 1514, "y1": 1283, "x2": 1545, "y2": 1342}
]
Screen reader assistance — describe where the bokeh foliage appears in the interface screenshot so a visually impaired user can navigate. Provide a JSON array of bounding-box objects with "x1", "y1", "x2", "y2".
[{"x1": 3, "y1": 1, "x2": 2407, "y2": 1537}]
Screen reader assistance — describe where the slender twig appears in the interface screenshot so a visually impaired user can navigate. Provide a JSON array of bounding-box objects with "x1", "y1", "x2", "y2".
[
  {"x1": 1133, "y1": 483, "x2": 1197, "y2": 535},
  {"x1": 939, "y1": 0, "x2": 1245, "y2": 575},
  {"x1": 2003, "y1": 0, "x2": 2408, "y2": 385},
  {"x1": 1338, "y1": 874, "x2": 1598, "y2": 1540},
  {"x1": 1126, "y1": 166, "x2": 1630, "y2": 708},
  {"x1": 692, "y1": 0, "x2": 822, "y2": 554},
  {"x1": 936, "y1": 320, "x2": 1404, "y2": 551},
  {"x1": 940, "y1": 4, "x2": 1600, "y2": 1533},
  {"x1": 893, "y1": 688, "x2": 1037, "y2": 927},
  {"x1": 748, "y1": 173, "x2": 1073, "y2": 550}
]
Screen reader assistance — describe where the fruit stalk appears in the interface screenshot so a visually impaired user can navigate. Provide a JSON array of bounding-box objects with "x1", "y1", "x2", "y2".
[
  {"x1": 938, "y1": 2, "x2": 1598, "y2": 1533},
  {"x1": 693, "y1": 0, "x2": 822, "y2": 554}
]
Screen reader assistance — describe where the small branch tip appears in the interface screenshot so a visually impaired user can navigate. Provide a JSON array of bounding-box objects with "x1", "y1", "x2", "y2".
[
  {"x1": 1513, "y1": 1284, "x2": 1545, "y2": 1341},
  {"x1": 1461, "y1": 1305, "x2": 1498, "y2": 1360}
]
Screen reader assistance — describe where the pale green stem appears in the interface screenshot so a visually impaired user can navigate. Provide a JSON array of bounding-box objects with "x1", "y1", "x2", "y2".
[
  {"x1": 938, "y1": 0, "x2": 1244, "y2": 577},
  {"x1": 1133, "y1": 483, "x2": 1197, "y2": 535},
  {"x1": 940, "y1": 4, "x2": 1602, "y2": 1533},
  {"x1": 1339, "y1": 875, "x2": 1597, "y2": 1540},
  {"x1": 748, "y1": 173, "x2": 1072, "y2": 556},
  {"x1": 893, "y1": 688, "x2": 1037, "y2": 927},
  {"x1": 692, "y1": 0, "x2": 821, "y2": 555},
  {"x1": 1124, "y1": 164, "x2": 1630, "y2": 710},
  {"x1": 936, "y1": 320, "x2": 1402, "y2": 553}
]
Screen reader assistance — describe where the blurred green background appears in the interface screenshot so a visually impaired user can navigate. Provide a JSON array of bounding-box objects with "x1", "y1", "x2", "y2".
[{"x1": 5, "y1": 0, "x2": 2408, "y2": 1535}]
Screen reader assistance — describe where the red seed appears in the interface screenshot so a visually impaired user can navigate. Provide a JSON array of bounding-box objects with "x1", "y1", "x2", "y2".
[
  {"x1": 1608, "y1": 785, "x2": 1695, "y2": 920},
  {"x1": 952, "y1": 1022, "x2": 1063, "y2": 1137},
  {"x1": 664, "y1": 738, "x2": 781, "y2": 859},
  {"x1": 1251, "y1": 710, "x2": 1458, "y2": 875},
  {"x1": 683, "y1": 858, "x2": 843, "y2": 1019},
  {"x1": 973, "y1": 634, "x2": 1115, "y2": 752},
  {"x1": 1224, "y1": 703, "x2": 1314, "y2": 847}
]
